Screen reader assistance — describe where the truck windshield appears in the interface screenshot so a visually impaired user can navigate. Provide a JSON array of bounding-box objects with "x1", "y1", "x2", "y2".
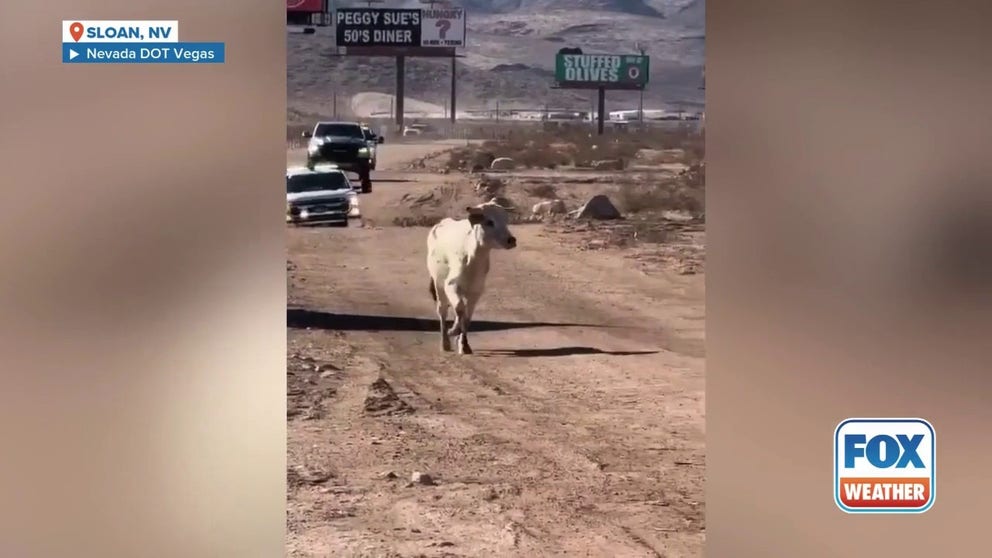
[
  {"x1": 313, "y1": 123, "x2": 363, "y2": 138},
  {"x1": 287, "y1": 172, "x2": 349, "y2": 193}
]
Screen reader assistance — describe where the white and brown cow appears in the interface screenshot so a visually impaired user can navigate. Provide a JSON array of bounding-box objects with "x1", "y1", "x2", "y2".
[{"x1": 426, "y1": 198, "x2": 517, "y2": 354}]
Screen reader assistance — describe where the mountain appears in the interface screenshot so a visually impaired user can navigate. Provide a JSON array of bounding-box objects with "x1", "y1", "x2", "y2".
[
  {"x1": 287, "y1": 1, "x2": 704, "y2": 122},
  {"x1": 457, "y1": 1, "x2": 665, "y2": 18}
]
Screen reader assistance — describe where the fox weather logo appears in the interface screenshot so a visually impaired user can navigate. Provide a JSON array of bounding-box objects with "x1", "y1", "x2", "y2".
[{"x1": 834, "y1": 418, "x2": 936, "y2": 514}]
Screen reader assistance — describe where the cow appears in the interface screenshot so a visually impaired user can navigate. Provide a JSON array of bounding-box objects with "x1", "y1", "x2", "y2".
[{"x1": 427, "y1": 198, "x2": 517, "y2": 354}]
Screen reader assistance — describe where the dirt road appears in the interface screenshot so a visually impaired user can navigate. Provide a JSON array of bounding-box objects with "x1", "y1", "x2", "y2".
[{"x1": 287, "y1": 142, "x2": 706, "y2": 557}]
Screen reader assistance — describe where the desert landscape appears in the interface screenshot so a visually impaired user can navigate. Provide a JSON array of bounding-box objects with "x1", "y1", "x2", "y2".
[
  {"x1": 288, "y1": 2, "x2": 705, "y2": 556},
  {"x1": 287, "y1": 125, "x2": 706, "y2": 556},
  {"x1": 288, "y1": 0, "x2": 704, "y2": 123}
]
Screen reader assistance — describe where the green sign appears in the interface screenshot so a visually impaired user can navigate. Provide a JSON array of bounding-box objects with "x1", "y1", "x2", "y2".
[{"x1": 554, "y1": 53, "x2": 650, "y2": 89}]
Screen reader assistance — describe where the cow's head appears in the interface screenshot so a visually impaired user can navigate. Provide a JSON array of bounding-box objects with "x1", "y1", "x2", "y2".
[{"x1": 466, "y1": 198, "x2": 517, "y2": 250}]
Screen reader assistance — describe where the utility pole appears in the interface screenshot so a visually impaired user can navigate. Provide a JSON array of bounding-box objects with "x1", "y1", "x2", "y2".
[
  {"x1": 597, "y1": 87, "x2": 606, "y2": 135},
  {"x1": 637, "y1": 43, "x2": 645, "y2": 124},
  {"x1": 419, "y1": 0, "x2": 457, "y2": 126},
  {"x1": 450, "y1": 54, "x2": 457, "y2": 125}
]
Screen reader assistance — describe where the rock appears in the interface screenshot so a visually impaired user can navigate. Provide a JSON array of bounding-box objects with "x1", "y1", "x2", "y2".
[
  {"x1": 380, "y1": 471, "x2": 398, "y2": 480},
  {"x1": 490, "y1": 196, "x2": 514, "y2": 209},
  {"x1": 411, "y1": 471, "x2": 435, "y2": 485},
  {"x1": 490, "y1": 157, "x2": 516, "y2": 170},
  {"x1": 412, "y1": 191, "x2": 435, "y2": 205},
  {"x1": 573, "y1": 194, "x2": 623, "y2": 220},
  {"x1": 634, "y1": 148, "x2": 663, "y2": 161},
  {"x1": 363, "y1": 378, "x2": 414, "y2": 416},
  {"x1": 592, "y1": 159, "x2": 624, "y2": 171},
  {"x1": 474, "y1": 176, "x2": 505, "y2": 196},
  {"x1": 659, "y1": 162, "x2": 690, "y2": 174},
  {"x1": 531, "y1": 199, "x2": 567, "y2": 216}
]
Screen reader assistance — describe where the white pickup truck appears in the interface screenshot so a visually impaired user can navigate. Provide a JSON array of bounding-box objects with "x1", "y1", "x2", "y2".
[{"x1": 286, "y1": 164, "x2": 360, "y2": 226}]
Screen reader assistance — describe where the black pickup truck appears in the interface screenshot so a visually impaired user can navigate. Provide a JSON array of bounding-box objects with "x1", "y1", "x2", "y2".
[{"x1": 303, "y1": 121, "x2": 382, "y2": 193}]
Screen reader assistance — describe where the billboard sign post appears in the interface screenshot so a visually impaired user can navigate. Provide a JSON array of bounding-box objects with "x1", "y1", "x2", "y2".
[
  {"x1": 286, "y1": 0, "x2": 324, "y2": 13},
  {"x1": 553, "y1": 50, "x2": 650, "y2": 135},
  {"x1": 335, "y1": 8, "x2": 423, "y2": 48},
  {"x1": 332, "y1": 7, "x2": 470, "y2": 130},
  {"x1": 420, "y1": 7, "x2": 466, "y2": 47},
  {"x1": 554, "y1": 53, "x2": 649, "y2": 90}
]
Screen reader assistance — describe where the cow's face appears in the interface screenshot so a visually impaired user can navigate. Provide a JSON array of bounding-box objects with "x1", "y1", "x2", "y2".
[{"x1": 467, "y1": 200, "x2": 517, "y2": 250}]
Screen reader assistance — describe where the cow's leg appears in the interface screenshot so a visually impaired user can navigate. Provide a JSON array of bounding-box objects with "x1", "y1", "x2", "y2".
[
  {"x1": 459, "y1": 295, "x2": 480, "y2": 354},
  {"x1": 443, "y1": 283, "x2": 472, "y2": 355},
  {"x1": 463, "y1": 295, "x2": 479, "y2": 330},
  {"x1": 435, "y1": 285, "x2": 452, "y2": 352}
]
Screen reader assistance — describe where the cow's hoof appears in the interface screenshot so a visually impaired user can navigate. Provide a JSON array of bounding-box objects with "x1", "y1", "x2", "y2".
[
  {"x1": 460, "y1": 344, "x2": 473, "y2": 355},
  {"x1": 441, "y1": 339, "x2": 452, "y2": 352}
]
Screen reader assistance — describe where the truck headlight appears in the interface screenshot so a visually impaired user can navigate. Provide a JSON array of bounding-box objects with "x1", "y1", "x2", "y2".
[
  {"x1": 357, "y1": 147, "x2": 370, "y2": 157},
  {"x1": 348, "y1": 193, "x2": 360, "y2": 217}
]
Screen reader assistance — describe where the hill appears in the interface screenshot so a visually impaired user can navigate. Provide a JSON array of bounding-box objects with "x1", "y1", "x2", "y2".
[{"x1": 287, "y1": 1, "x2": 704, "y2": 123}]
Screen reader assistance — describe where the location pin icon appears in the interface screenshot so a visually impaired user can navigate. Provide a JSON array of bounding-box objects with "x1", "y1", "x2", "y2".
[{"x1": 69, "y1": 22, "x2": 83, "y2": 42}]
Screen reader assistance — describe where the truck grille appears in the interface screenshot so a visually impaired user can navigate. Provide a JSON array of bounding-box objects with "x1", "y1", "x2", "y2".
[
  {"x1": 319, "y1": 145, "x2": 359, "y2": 161},
  {"x1": 297, "y1": 198, "x2": 348, "y2": 212}
]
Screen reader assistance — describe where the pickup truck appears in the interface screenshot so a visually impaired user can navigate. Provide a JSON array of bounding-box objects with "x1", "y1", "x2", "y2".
[
  {"x1": 303, "y1": 121, "x2": 382, "y2": 193},
  {"x1": 286, "y1": 164, "x2": 360, "y2": 226},
  {"x1": 359, "y1": 123, "x2": 382, "y2": 170}
]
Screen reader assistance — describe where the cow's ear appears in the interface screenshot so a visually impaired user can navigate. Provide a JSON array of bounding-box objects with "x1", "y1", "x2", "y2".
[{"x1": 467, "y1": 212, "x2": 485, "y2": 225}]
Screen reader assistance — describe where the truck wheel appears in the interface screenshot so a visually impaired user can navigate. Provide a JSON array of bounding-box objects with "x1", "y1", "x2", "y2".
[{"x1": 360, "y1": 172, "x2": 372, "y2": 193}]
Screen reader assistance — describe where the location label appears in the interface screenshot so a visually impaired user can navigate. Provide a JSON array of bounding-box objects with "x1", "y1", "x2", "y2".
[{"x1": 69, "y1": 22, "x2": 84, "y2": 42}]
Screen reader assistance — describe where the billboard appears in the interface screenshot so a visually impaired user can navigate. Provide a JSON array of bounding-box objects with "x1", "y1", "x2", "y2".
[
  {"x1": 286, "y1": 0, "x2": 324, "y2": 13},
  {"x1": 334, "y1": 7, "x2": 467, "y2": 48},
  {"x1": 555, "y1": 53, "x2": 650, "y2": 89},
  {"x1": 420, "y1": 7, "x2": 466, "y2": 47},
  {"x1": 335, "y1": 8, "x2": 422, "y2": 48}
]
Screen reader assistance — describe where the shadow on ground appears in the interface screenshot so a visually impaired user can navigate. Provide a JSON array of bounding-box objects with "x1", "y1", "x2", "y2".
[
  {"x1": 477, "y1": 347, "x2": 660, "y2": 358},
  {"x1": 288, "y1": 308, "x2": 610, "y2": 333}
]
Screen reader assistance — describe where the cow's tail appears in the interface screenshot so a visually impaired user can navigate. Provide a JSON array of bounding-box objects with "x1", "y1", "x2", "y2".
[{"x1": 428, "y1": 277, "x2": 437, "y2": 302}]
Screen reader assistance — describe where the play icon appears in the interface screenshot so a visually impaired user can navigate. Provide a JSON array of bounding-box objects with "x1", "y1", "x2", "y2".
[{"x1": 68, "y1": 48, "x2": 79, "y2": 60}]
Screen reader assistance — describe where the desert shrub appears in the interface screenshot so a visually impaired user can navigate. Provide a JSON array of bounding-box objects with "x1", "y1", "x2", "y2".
[
  {"x1": 525, "y1": 182, "x2": 559, "y2": 199},
  {"x1": 393, "y1": 215, "x2": 444, "y2": 227},
  {"x1": 614, "y1": 181, "x2": 704, "y2": 214},
  {"x1": 682, "y1": 162, "x2": 705, "y2": 188},
  {"x1": 440, "y1": 125, "x2": 704, "y2": 171},
  {"x1": 445, "y1": 147, "x2": 496, "y2": 171}
]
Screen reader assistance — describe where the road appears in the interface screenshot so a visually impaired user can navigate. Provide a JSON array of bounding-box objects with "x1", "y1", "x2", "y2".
[{"x1": 287, "y1": 142, "x2": 706, "y2": 557}]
